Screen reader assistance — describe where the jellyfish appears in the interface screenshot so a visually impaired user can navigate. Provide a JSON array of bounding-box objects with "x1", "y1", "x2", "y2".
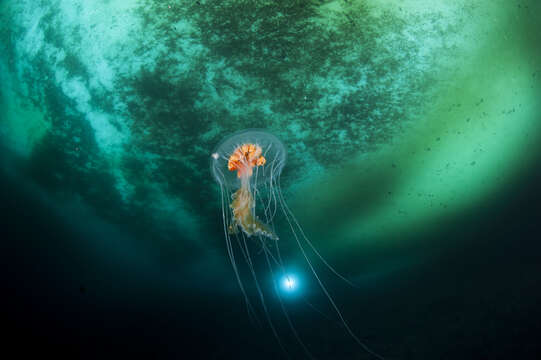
[
  {"x1": 211, "y1": 129, "x2": 384, "y2": 359},
  {"x1": 211, "y1": 129, "x2": 285, "y2": 242}
]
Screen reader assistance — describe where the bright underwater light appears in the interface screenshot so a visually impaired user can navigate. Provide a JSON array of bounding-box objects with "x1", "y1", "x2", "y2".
[{"x1": 281, "y1": 274, "x2": 298, "y2": 292}]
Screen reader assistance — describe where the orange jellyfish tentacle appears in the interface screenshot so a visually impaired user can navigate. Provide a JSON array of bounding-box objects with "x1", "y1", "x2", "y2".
[{"x1": 227, "y1": 143, "x2": 276, "y2": 240}]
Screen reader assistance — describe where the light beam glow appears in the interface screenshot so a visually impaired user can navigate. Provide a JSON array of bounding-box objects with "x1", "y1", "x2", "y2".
[{"x1": 281, "y1": 274, "x2": 298, "y2": 292}]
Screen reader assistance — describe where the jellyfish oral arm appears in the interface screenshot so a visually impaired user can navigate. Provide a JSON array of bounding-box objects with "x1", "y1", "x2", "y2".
[
  {"x1": 230, "y1": 178, "x2": 277, "y2": 240},
  {"x1": 228, "y1": 143, "x2": 276, "y2": 240}
]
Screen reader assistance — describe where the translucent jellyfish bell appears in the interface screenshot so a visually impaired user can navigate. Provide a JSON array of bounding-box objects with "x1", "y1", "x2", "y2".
[{"x1": 211, "y1": 129, "x2": 287, "y2": 189}]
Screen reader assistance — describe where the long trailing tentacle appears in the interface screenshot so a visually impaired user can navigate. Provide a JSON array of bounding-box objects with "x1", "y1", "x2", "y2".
[
  {"x1": 275, "y1": 175, "x2": 385, "y2": 360},
  {"x1": 215, "y1": 166, "x2": 259, "y2": 326},
  {"x1": 255, "y1": 152, "x2": 317, "y2": 359},
  {"x1": 259, "y1": 235, "x2": 316, "y2": 360},
  {"x1": 272, "y1": 159, "x2": 358, "y2": 288},
  {"x1": 235, "y1": 230, "x2": 290, "y2": 359}
]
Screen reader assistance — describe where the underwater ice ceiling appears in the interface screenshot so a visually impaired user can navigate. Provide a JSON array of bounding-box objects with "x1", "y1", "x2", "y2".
[{"x1": 1, "y1": 0, "x2": 540, "y2": 251}]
